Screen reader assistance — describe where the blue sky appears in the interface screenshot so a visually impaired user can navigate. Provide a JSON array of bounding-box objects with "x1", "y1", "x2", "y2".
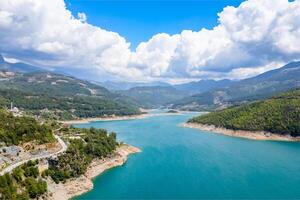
[
  {"x1": 2, "y1": 0, "x2": 299, "y2": 82},
  {"x1": 66, "y1": 0, "x2": 244, "y2": 49}
]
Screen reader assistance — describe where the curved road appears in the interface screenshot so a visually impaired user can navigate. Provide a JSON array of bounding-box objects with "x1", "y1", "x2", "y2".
[{"x1": 0, "y1": 135, "x2": 67, "y2": 176}]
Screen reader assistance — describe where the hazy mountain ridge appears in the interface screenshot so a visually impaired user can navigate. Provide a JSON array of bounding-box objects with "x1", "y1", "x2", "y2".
[
  {"x1": 0, "y1": 55, "x2": 45, "y2": 73},
  {"x1": 174, "y1": 79, "x2": 234, "y2": 95},
  {"x1": 98, "y1": 80, "x2": 171, "y2": 91},
  {"x1": 117, "y1": 79, "x2": 234, "y2": 108},
  {"x1": 118, "y1": 86, "x2": 188, "y2": 108},
  {"x1": 172, "y1": 61, "x2": 300, "y2": 111}
]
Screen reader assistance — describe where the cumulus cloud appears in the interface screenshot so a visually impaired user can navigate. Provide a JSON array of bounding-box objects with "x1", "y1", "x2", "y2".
[
  {"x1": 132, "y1": 0, "x2": 300, "y2": 80},
  {"x1": 0, "y1": 0, "x2": 136, "y2": 79},
  {"x1": 0, "y1": 0, "x2": 300, "y2": 82}
]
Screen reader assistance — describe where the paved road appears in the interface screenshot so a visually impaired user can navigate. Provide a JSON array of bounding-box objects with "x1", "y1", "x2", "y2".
[{"x1": 0, "y1": 135, "x2": 67, "y2": 176}]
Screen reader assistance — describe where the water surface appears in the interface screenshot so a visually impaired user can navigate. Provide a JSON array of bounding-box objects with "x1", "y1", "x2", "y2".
[{"x1": 75, "y1": 112, "x2": 300, "y2": 199}]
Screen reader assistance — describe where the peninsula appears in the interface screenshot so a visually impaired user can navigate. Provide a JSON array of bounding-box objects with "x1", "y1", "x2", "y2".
[{"x1": 0, "y1": 109, "x2": 141, "y2": 199}]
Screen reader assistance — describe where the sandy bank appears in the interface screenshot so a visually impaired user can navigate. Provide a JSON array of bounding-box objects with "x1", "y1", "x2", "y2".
[
  {"x1": 47, "y1": 144, "x2": 141, "y2": 200},
  {"x1": 182, "y1": 123, "x2": 300, "y2": 142},
  {"x1": 61, "y1": 114, "x2": 149, "y2": 124},
  {"x1": 61, "y1": 111, "x2": 188, "y2": 125}
]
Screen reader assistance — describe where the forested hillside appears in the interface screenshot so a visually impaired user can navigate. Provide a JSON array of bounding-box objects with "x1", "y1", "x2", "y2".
[
  {"x1": 0, "y1": 71, "x2": 141, "y2": 120},
  {"x1": 0, "y1": 109, "x2": 55, "y2": 145},
  {"x1": 188, "y1": 88, "x2": 300, "y2": 136},
  {"x1": 45, "y1": 127, "x2": 118, "y2": 183}
]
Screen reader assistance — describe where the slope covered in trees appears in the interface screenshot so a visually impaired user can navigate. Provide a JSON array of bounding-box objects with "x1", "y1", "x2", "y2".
[
  {"x1": 45, "y1": 127, "x2": 118, "y2": 183},
  {"x1": 188, "y1": 88, "x2": 300, "y2": 136},
  {"x1": 0, "y1": 109, "x2": 55, "y2": 145},
  {"x1": 0, "y1": 160, "x2": 47, "y2": 200},
  {"x1": 0, "y1": 71, "x2": 141, "y2": 120}
]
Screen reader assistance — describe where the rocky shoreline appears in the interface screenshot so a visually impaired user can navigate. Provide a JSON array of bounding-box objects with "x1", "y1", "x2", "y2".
[
  {"x1": 182, "y1": 123, "x2": 300, "y2": 142},
  {"x1": 47, "y1": 144, "x2": 141, "y2": 200}
]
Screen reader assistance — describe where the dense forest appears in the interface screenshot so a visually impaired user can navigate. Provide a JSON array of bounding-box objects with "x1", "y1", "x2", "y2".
[
  {"x1": 188, "y1": 88, "x2": 300, "y2": 136},
  {"x1": 0, "y1": 109, "x2": 55, "y2": 145},
  {"x1": 45, "y1": 127, "x2": 118, "y2": 183},
  {"x1": 0, "y1": 160, "x2": 47, "y2": 199}
]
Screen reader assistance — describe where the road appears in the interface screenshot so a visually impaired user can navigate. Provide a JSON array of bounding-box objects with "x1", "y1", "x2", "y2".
[{"x1": 0, "y1": 135, "x2": 67, "y2": 176}]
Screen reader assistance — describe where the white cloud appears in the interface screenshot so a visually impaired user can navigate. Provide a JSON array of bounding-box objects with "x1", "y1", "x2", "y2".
[
  {"x1": 77, "y1": 12, "x2": 87, "y2": 23},
  {"x1": 129, "y1": 0, "x2": 300, "y2": 80},
  {"x1": 0, "y1": 0, "x2": 134, "y2": 79},
  {"x1": 0, "y1": 0, "x2": 300, "y2": 82}
]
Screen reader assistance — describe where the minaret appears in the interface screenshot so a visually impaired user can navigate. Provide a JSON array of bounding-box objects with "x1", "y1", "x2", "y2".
[{"x1": 10, "y1": 102, "x2": 13, "y2": 111}]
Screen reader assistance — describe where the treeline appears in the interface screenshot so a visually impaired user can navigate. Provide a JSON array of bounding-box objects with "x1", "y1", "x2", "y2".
[
  {"x1": 188, "y1": 88, "x2": 300, "y2": 136},
  {"x1": 0, "y1": 109, "x2": 55, "y2": 145},
  {"x1": 0, "y1": 160, "x2": 47, "y2": 199},
  {"x1": 44, "y1": 127, "x2": 118, "y2": 183}
]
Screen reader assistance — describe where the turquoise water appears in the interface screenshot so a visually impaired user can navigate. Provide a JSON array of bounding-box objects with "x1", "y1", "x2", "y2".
[{"x1": 75, "y1": 113, "x2": 300, "y2": 199}]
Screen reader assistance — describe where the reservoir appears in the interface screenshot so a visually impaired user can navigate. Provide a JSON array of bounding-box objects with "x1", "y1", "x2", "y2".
[{"x1": 75, "y1": 112, "x2": 300, "y2": 199}]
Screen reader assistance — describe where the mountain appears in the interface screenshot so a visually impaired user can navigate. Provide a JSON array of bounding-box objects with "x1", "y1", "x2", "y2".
[
  {"x1": 116, "y1": 79, "x2": 234, "y2": 108},
  {"x1": 0, "y1": 71, "x2": 141, "y2": 120},
  {"x1": 172, "y1": 61, "x2": 300, "y2": 111},
  {"x1": 0, "y1": 55, "x2": 45, "y2": 73},
  {"x1": 118, "y1": 86, "x2": 188, "y2": 108},
  {"x1": 99, "y1": 80, "x2": 171, "y2": 91},
  {"x1": 188, "y1": 88, "x2": 300, "y2": 136},
  {"x1": 174, "y1": 79, "x2": 234, "y2": 95}
]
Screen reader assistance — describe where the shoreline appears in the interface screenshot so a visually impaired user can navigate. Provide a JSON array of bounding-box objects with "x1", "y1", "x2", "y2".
[
  {"x1": 61, "y1": 111, "x2": 189, "y2": 125},
  {"x1": 182, "y1": 122, "x2": 300, "y2": 142},
  {"x1": 47, "y1": 144, "x2": 141, "y2": 200},
  {"x1": 61, "y1": 114, "x2": 149, "y2": 124}
]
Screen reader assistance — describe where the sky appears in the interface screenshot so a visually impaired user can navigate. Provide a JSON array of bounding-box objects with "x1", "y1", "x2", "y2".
[
  {"x1": 0, "y1": 0, "x2": 300, "y2": 83},
  {"x1": 65, "y1": 0, "x2": 244, "y2": 49}
]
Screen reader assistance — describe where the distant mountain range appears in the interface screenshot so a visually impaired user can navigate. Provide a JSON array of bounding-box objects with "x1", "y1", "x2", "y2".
[
  {"x1": 2, "y1": 54, "x2": 300, "y2": 112},
  {"x1": 172, "y1": 61, "x2": 300, "y2": 111},
  {"x1": 116, "y1": 79, "x2": 234, "y2": 108},
  {"x1": 98, "y1": 80, "x2": 171, "y2": 91},
  {"x1": 174, "y1": 79, "x2": 234, "y2": 95},
  {"x1": 117, "y1": 86, "x2": 188, "y2": 108}
]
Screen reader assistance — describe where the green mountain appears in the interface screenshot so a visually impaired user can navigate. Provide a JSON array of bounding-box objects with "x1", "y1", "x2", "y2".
[
  {"x1": 0, "y1": 71, "x2": 140, "y2": 120},
  {"x1": 118, "y1": 86, "x2": 188, "y2": 108},
  {"x1": 173, "y1": 61, "x2": 300, "y2": 111},
  {"x1": 188, "y1": 88, "x2": 300, "y2": 136}
]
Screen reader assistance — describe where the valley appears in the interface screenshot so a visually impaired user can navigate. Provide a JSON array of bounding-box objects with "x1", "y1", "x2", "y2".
[{"x1": 1, "y1": 0, "x2": 300, "y2": 199}]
